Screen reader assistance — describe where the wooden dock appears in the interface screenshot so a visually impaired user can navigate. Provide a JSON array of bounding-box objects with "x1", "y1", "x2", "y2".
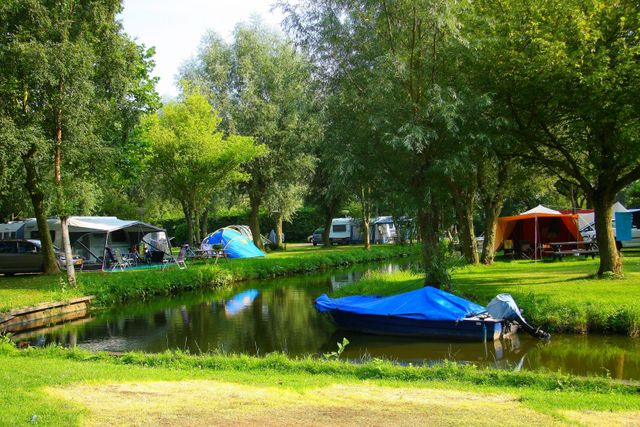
[{"x1": 0, "y1": 296, "x2": 95, "y2": 334}]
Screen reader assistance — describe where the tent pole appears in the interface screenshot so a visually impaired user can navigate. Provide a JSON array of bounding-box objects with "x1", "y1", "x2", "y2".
[
  {"x1": 102, "y1": 231, "x2": 109, "y2": 272},
  {"x1": 534, "y1": 216, "x2": 538, "y2": 262}
]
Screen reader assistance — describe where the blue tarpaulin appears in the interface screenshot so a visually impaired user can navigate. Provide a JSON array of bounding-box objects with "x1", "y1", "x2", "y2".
[
  {"x1": 615, "y1": 211, "x2": 633, "y2": 241},
  {"x1": 201, "y1": 228, "x2": 265, "y2": 259},
  {"x1": 316, "y1": 286, "x2": 486, "y2": 321}
]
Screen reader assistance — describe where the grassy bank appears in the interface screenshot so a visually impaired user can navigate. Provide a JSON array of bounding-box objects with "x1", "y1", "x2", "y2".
[
  {"x1": 332, "y1": 252, "x2": 640, "y2": 336},
  {"x1": 0, "y1": 244, "x2": 419, "y2": 312},
  {"x1": 1, "y1": 341, "x2": 639, "y2": 425}
]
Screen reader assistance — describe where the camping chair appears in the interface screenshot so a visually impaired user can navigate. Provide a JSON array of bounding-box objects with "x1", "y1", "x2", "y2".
[
  {"x1": 112, "y1": 249, "x2": 132, "y2": 272},
  {"x1": 162, "y1": 246, "x2": 188, "y2": 270},
  {"x1": 504, "y1": 240, "x2": 515, "y2": 258},
  {"x1": 519, "y1": 240, "x2": 532, "y2": 259}
]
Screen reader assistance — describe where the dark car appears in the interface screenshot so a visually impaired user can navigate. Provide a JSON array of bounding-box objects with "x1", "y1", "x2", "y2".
[
  {"x1": 0, "y1": 239, "x2": 79, "y2": 276},
  {"x1": 0, "y1": 239, "x2": 49, "y2": 276},
  {"x1": 311, "y1": 228, "x2": 324, "y2": 246}
]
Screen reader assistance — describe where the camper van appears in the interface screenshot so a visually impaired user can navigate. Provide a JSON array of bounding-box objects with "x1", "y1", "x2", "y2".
[
  {"x1": 329, "y1": 218, "x2": 362, "y2": 244},
  {"x1": 0, "y1": 221, "x2": 25, "y2": 241}
]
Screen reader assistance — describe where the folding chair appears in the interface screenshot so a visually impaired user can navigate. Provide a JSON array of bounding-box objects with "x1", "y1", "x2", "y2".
[
  {"x1": 162, "y1": 246, "x2": 188, "y2": 270},
  {"x1": 112, "y1": 249, "x2": 132, "y2": 271},
  {"x1": 519, "y1": 240, "x2": 532, "y2": 259}
]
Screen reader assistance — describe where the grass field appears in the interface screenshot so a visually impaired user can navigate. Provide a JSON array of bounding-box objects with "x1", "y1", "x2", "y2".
[
  {"x1": 332, "y1": 251, "x2": 640, "y2": 335},
  {"x1": 1, "y1": 342, "x2": 639, "y2": 426},
  {"x1": 0, "y1": 244, "x2": 418, "y2": 312}
]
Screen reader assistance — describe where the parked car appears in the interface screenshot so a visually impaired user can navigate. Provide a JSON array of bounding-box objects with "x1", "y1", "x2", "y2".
[
  {"x1": 580, "y1": 221, "x2": 640, "y2": 248},
  {"x1": 311, "y1": 228, "x2": 324, "y2": 246},
  {"x1": 0, "y1": 239, "x2": 81, "y2": 276}
]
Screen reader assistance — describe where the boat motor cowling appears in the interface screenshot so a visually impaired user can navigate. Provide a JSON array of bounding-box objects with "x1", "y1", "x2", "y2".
[{"x1": 486, "y1": 293, "x2": 550, "y2": 340}]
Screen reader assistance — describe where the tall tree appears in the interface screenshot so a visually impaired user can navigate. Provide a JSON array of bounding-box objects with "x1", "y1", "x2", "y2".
[
  {"x1": 0, "y1": 0, "x2": 158, "y2": 282},
  {"x1": 147, "y1": 87, "x2": 265, "y2": 245},
  {"x1": 471, "y1": 0, "x2": 640, "y2": 276},
  {"x1": 284, "y1": 0, "x2": 467, "y2": 286},
  {"x1": 181, "y1": 22, "x2": 319, "y2": 249}
]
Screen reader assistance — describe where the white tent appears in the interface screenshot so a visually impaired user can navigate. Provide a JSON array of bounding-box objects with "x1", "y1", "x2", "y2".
[{"x1": 520, "y1": 205, "x2": 562, "y2": 215}]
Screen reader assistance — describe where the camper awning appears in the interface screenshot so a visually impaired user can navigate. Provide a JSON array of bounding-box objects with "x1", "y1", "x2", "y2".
[{"x1": 65, "y1": 217, "x2": 164, "y2": 233}]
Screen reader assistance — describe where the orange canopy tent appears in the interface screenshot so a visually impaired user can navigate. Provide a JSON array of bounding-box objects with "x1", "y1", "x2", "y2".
[{"x1": 494, "y1": 205, "x2": 582, "y2": 259}]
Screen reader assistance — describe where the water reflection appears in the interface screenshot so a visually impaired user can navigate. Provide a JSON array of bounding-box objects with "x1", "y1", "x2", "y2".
[
  {"x1": 13, "y1": 261, "x2": 640, "y2": 380},
  {"x1": 225, "y1": 289, "x2": 260, "y2": 316}
]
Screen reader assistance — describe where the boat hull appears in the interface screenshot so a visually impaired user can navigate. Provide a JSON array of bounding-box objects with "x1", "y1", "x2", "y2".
[{"x1": 327, "y1": 311, "x2": 504, "y2": 341}]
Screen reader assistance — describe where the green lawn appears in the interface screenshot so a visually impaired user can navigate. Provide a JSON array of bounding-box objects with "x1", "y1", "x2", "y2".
[
  {"x1": 1, "y1": 342, "x2": 639, "y2": 426},
  {"x1": 332, "y1": 251, "x2": 640, "y2": 335}
]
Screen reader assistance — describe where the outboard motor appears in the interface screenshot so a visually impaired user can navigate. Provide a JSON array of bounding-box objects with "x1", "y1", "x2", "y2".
[{"x1": 486, "y1": 294, "x2": 550, "y2": 340}]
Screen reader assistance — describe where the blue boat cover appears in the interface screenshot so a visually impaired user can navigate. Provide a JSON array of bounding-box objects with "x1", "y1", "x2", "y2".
[
  {"x1": 316, "y1": 286, "x2": 486, "y2": 321},
  {"x1": 201, "y1": 228, "x2": 266, "y2": 259}
]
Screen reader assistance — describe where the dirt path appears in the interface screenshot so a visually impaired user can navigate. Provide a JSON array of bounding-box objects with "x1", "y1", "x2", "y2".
[{"x1": 48, "y1": 380, "x2": 568, "y2": 426}]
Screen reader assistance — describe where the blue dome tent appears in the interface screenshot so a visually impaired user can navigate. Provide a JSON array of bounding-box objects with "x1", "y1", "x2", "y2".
[{"x1": 201, "y1": 227, "x2": 266, "y2": 259}]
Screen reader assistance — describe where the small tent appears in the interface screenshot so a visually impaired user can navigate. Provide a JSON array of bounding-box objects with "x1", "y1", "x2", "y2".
[
  {"x1": 494, "y1": 205, "x2": 581, "y2": 258},
  {"x1": 201, "y1": 227, "x2": 266, "y2": 259}
]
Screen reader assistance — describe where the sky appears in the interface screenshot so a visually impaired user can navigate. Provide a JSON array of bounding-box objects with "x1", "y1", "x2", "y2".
[{"x1": 119, "y1": 0, "x2": 286, "y2": 99}]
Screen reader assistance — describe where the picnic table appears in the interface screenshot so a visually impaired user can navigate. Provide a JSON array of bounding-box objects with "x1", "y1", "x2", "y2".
[
  {"x1": 194, "y1": 248, "x2": 229, "y2": 264},
  {"x1": 543, "y1": 241, "x2": 599, "y2": 261}
]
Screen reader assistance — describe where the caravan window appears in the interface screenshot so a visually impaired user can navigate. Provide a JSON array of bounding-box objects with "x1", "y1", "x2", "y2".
[
  {"x1": 0, "y1": 241, "x2": 17, "y2": 253},
  {"x1": 333, "y1": 224, "x2": 347, "y2": 233}
]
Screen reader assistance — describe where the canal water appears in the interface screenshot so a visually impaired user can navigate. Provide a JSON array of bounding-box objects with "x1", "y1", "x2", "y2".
[{"x1": 16, "y1": 262, "x2": 640, "y2": 380}]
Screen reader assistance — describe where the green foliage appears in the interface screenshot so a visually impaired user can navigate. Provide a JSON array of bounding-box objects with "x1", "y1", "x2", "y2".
[
  {"x1": 322, "y1": 337, "x2": 350, "y2": 361},
  {"x1": 146, "y1": 85, "x2": 266, "y2": 243},
  {"x1": 181, "y1": 22, "x2": 319, "y2": 242}
]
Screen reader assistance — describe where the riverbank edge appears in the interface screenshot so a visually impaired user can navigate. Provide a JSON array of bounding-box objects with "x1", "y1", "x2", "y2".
[
  {"x1": 4, "y1": 245, "x2": 420, "y2": 313},
  {"x1": 2, "y1": 341, "x2": 638, "y2": 395}
]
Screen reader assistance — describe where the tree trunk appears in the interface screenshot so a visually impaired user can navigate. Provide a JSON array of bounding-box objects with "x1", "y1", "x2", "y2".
[
  {"x1": 360, "y1": 186, "x2": 372, "y2": 250},
  {"x1": 323, "y1": 207, "x2": 333, "y2": 247},
  {"x1": 22, "y1": 148, "x2": 59, "y2": 274},
  {"x1": 477, "y1": 158, "x2": 509, "y2": 265},
  {"x1": 249, "y1": 194, "x2": 263, "y2": 249},
  {"x1": 182, "y1": 203, "x2": 193, "y2": 246},
  {"x1": 275, "y1": 212, "x2": 284, "y2": 249},
  {"x1": 362, "y1": 220, "x2": 370, "y2": 250},
  {"x1": 193, "y1": 207, "x2": 201, "y2": 244},
  {"x1": 417, "y1": 204, "x2": 441, "y2": 288},
  {"x1": 481, "y1": 199, "x2": 503, "y2": 265},
  {"x1": 200, "y1": 208, "x2": 209, "y2": 240},
  {"x1": 60, "y1": 216, "x2": 76, "y2": 286},
  {"x1": 593, "y1": 192, "x2": 620, "y2": 276},
  {"x1": 54, "y1": 104, "x2": 75, "y2": 286},
  {"x1": 453, "y1": 194, "x2": 478, "y2": 264}
]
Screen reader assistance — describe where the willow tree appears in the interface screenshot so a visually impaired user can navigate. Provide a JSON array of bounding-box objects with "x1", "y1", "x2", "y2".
[
  {"x1": 0, "y1": 0, "x2": 157, "y2": 282},
  {"x1": 181, "y1": 22, "x2": 319, "y2": 249},
  {"x1": 471, "y1": 0, "x2": 640, "y2": 276},
  {"x1": 148, "y1": 87, "x2": 265, "y2": 245},
  {"x1": 283, "y1": 0, "x2": 467, "y2": 286}
]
